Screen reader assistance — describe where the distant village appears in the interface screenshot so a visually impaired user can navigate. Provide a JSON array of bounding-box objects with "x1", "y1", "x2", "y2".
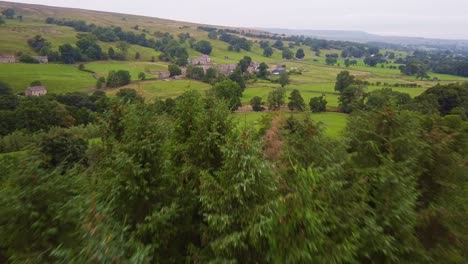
[{"x1": 158, "y1": 55, "x2": 285, "y2": 80}]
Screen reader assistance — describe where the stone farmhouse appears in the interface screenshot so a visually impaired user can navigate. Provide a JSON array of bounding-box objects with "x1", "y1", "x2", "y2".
[
  {"x1": 33, "y1": 56, "x2": 49, "y2": 63},
  {"x1": 25, "y1": 86, "x2": 47, "y2": 97},
  {"x1": 159, "y1": 71, "x2": 171, "y2": 79},
  {"x1": 218, "y1": 64, "x2": 238, "y2": 76},
  {"x1": 191, "y1": 54, "x2": 211, "y2": 65},
  {"x1": 0, "y1": 55, "x2": 16, "y2": 63}
]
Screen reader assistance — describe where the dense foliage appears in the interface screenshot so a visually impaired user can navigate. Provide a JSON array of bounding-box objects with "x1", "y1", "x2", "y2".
[{"x1": 0, "y1": 85, "x2": 467, "y2": 263}]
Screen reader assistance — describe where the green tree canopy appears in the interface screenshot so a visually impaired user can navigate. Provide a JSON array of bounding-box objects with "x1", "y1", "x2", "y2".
[
  {"x1": 267, "y1": 87, "x2": 286, "y2": 111},
  {"x1": 212, "y1": 79, "x2": 243, "y2": 111},
  {"x1": 288, "y1": 89, "x2": 306, "y2": 111},
  {"x1": 334, "y1": 70, "x2": 355, "y2": 93},
  {"x1": 295, "y1": 48, "x2": 305, "y2": 59}
]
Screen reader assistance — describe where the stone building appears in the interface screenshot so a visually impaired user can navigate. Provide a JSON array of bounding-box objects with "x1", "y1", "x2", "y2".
[
  {"x1": 0, "y1": 55, "x2": 16, "y2": 63},
  {"x1": 33, "y1": 56, "x2": 49, "y2": 63},
  {"x1": 25, "y1": 86, "x2": 48, "y2": 97}
]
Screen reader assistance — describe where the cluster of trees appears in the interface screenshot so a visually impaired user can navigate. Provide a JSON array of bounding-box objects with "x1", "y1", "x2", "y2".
[
  {"x1": 260, "y1": 40, "x2": 274, "y2": 57},
  {"x1": 45, "y1": 18, "x2": 190, "y2": 65},
  {"x1": 192, "y1": 40, "x2": 212, "y2": 55},
  {"x1": 0, "y1": 81, "x2": 111, "y2": 136},
  {"x1": 46, "y1": 18, "x2": 152, "y2": 47},
  {"x1": 106, "y1": 70, "x2": 131, "y2": 88},
  {"x1": 334, "y1": 70, "x2": 468, "y2": 116},
  {"x1": 259, "y1": 40, "x2": 305, "y2": 60},
  {"x1": 219, "y1": 32, "x2": 252, "y2": 52},
  {"x1": 249, "y1": 87, "x2": 327, "y2": 113},
  {"x1": 1, "y1": 8, "x2": 15, "y2": 19},
  {"x1": 325, "y1": 53, "x2": 339, "y2": 65},
  {"x1": 400, "y1": 50, "x2": 468, "y2": 78},
  {"x1": 27, "y1": 34, "x2": 126, "y2": 64},
  {"x1": 156, "y1": 37, "x2": 189, "y2": 66},
  {"x1": 1, "y1": 86, "x2": 466, "y2": 263}
]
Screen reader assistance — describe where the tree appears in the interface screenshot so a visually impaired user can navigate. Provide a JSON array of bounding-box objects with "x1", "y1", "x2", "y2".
[
  {"x1": 295, "y1": 48, "x2": 305, "y2": 59},
  {"x1": 108, "y1": 47, "x2": 116, "y2": 59},
  {"x1": 59, "y1": 44, "x2": 81, "y2": 64},
  {"x1": 309, "y1": 96, "x2": 327, "y2": 112},
  {"x1": 282, "y1": 48, "x2": 294, "y2": 60},
  {"x1": 14, "y1": 97, "x2": 75, "y2": 133},
  {"x1": 30, "y1": 80, "x2": 42, "y2": 87},
  {"x1": 267, "y1": 87, "x2": 286, "y2": 110},
  {"x1": 238, "y1": 56, "x2": 252, "y2": 73},
  {"x1": 0, "y1": 156, "x2": 83, "y2": 263},
  {"x1": 0, "y1": 16, "x2": 5, "y2": 25},
  {"x1": 278, "y1": 72, "x2": 290, "y2": 88},
  {"x1": 338, "y1": 85, "x2": 365, "y2": 113},
  {"x1": 263, "y1": 46, "x2": 273, "y2": 57},
  {"x1": 194, "y1": 40, "x2": 213, "y2": 55},
  {"x1": 168, "y1": 64, "x2": 182, "y2": 77},
  {"x1": 411, "y1": 83, "x2": 468, "y2": 116},
  {"x1": 288, "y1": 89, "x2": 305, "y2": 112},
  {"x1": 27, "y1": 35, "x2": 51, "y2": 54},
  {"x1": 188, "y1": 66, "x2": 205, "y2": 80},
  {"x1": 364, "y1": 55, "x2": 380, "y2": 67},
  {"x1": 212, "y1": 79, "x2": 243, "y2": 111},
  {"x1": 199, "y1": 128, "x2": 277, "y2": 262},
  {"x1": 138, "y1": 72, "x2": 146, "y2": 80},
  {"x1": 107, "y1": 70, "x2": 131, "y2": 88},
  {"x1": 18, "y1": 54, "x2": 39, "y2": 64},
  {"x1": 116, "y1": 88, "x2": 143, "y2": 103},
  {"x1": 288, "y1": 89, "x2": 306, "y2": 111},
  {"x1": 366, "y1": 88, "x2": 411, "y2": 110},
  {"x1": 208, "y1": 31, "x2": 217, "y2": 40},
  {"x1": 272, "y1": 40, "x2": 284, "y2": 50},
  {"x1": 96, "y1": 76, "x2": 106, "y2": 89},
  {"x1": 39, "y1": 128, "x2": 88, "y2": 168},
  {"x1": 250, "y1": 96, "x2": 264, "y2": 112},
  {"x1": 229, "y1": 68, "x2": 246, "y2": 91},
  {"x1": 257, "y1": 62, "x2": 269, "y2": 79},
  {"x1": 0, "y1": 81, "x2": 18, "y2": 110},
  {"x1": 135, "y1": 52, "x2": 141, "y2": 60},
  {"x1": 325, "y1": 54, "x2": 338, "y2": 65},
  {"x1": 334, "y1": 70, "x2": 355, "y2": 93},
  {"x1": 76, "y1": 34, "x2": 103, "y2": 60},
  {"x1": 416, "y1": 68, "x2": 429, "y2": 80},
  {"x1": 116, "y1": 41, "x2": 130, "y2": 55},
  {"x1": 345, "y1": 109, "x2": 428, "y2": 262},
  {"x1": 344, "y1": 58, "x2": 351, "y2": 67},
  {"x1": 1, "y1": 8, "x2": 15, "y2": 19},
  {"x1": 203, "y1": 68, "x2": 218, "y2": 83}
]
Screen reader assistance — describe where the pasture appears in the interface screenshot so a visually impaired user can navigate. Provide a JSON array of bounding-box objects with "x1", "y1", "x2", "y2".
[
  {"x1": 85, "y1": 61, "x2": 168, "y2": 79},
  {"x1": 106, "y1": 79, "x2": 211, "y2": 100},
  {"x1": 0, "y1": 63, "x2": 95, "y2": 93},
  {"x1": 233, "y1": 111, "x2": 348, "y2": 138}
]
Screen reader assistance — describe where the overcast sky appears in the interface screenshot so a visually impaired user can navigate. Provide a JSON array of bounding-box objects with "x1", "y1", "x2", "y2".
[{"x1": 8, "y1": 0, "x2": 468, "y2": 39}]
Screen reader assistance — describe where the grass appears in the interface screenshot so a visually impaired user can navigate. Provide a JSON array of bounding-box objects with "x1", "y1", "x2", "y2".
[
  {"x1": 85, "y1": 61, "x2": 168, "y2": 79},
  {"x1": 233, "y1": 112, "x2": 348, "y2": 138},
  {"x1": 106, "y1": 79, "x2": 211, "y2": 101},
  {"x1": 0, "y1": 63, "x2": 96, "y2": 93}
]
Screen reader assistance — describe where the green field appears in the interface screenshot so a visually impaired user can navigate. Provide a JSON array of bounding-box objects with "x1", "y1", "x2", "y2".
[
  {"x1": 233, "y1": 112, "x2": 348, "y2": 138},
  {"x1": 0, "y1": 64, "x2": 96, "y2": 93},
  {"x1": 107, "y1": 79, "x2": 211, "y2": 100},
  {"x1": 85, "y1": 61, "x2": 168, "y2": 79}
]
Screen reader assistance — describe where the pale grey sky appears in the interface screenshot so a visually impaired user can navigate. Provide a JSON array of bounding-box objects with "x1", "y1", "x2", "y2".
[{"x1": 7, "y1": 0, "x2": 468, "y2": 39}]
